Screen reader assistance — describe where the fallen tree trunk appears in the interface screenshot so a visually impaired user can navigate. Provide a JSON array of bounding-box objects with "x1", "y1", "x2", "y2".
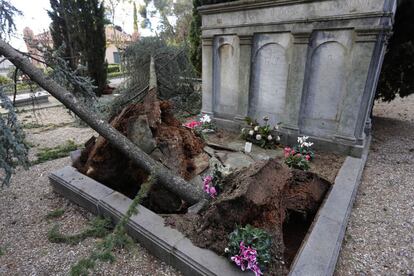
[{"x1": 0, "y1": 39, "x2": 205, "y2": 204}]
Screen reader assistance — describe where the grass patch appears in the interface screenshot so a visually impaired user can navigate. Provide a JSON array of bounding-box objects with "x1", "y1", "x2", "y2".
[
  {"x1": 69, "y1": 177, "x2": 155, "y2": 276},
  {"x1": 22, "y1": 122, "x2": 44, "y2": 129},
  {"x1": 48, "y1": 217, "x2": 111, "y2": 245},
  {"x1": 108, "y1": 71, "x2": 125, "y2": 79},
  {"x1": 46, "y1": 208, "x2": 65, "y2": 219},
  {"x1": 33, "y1": 140, "x2": 81, "y2": 164},
  {"x1": 0, "y1": 247, "x2": 4, "y2": 257}
]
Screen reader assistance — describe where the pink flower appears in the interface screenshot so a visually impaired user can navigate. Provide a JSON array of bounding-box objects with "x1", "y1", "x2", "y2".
[
  {"x1": 184, "y1": 120, "x2": 202, "y2": 129},
  {"x1": 305, "y1": 154, "x2": 311, "y2": 161},
  {"x1": 209, "y1": 186, "x2": 217, "y2": 198},
  {"x1": 284, "y1": 147, "x2": 291, "y2": 158},
  {"x1": 231, "y1": 241, "x2": 262, "y2": 275},
  {"x1": 251, "y1": 264, "x2": 263, "y2": 276},
  {"x1": 203, "y1": 175, "x2": 212, "y2": 186},
  {"x1": 231, "y1": 255, "x2": 242, "y2": 267},
  {"x1": 291, "y1": 149, "x2": 296, "y2": 155}
]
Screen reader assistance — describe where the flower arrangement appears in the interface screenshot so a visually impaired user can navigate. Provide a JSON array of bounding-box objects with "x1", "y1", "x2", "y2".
[
  {"x1": 202, "y1": 164, "x2": 223, "y2": 198},
  {"x1": 294, "y1": 136, "x2": 315, "y2": 160},
  {"x1": 241, "y1": 116, "x2": 280, "y2": 149},
  {"x1": 226, "y1": 224, "x2": 272, "y2": 276},
  {"x1": 284, "y1": 136, "x2": 314, "y2": 171},
  {"x1": 184, "y1": 114, "x2": 215, "y2": 131}
]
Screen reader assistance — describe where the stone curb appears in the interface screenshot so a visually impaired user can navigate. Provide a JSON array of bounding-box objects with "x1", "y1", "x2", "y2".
[
  {"x1": 49, "y1": 138, "x2": 370, "y2": 276},
  {"x1": 49, "y1": 166, "x2": 247, "y2": 276},
  {"x1": 289, "y1": 136, "x2": 371, "y2": 276}
]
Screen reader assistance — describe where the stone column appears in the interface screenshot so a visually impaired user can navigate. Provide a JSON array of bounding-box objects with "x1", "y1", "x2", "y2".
[
  {"x1": 282, "y1": 32, "x2": 311, "y2": 135},
  {"x1": 235, "y1": 35, "x2": 253, "y2": 122},
  {"x1": 201, "y1": 37, "x2": 214, "y2": 115},
  {"x1": 336, "y1": 29, "x2": 383, "y2": 144}
]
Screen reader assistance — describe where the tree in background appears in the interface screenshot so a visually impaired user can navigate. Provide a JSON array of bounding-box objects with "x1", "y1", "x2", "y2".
[
  {"x1": 376, "y1": 0, "x2": 414, "y2": 102},
  {"x1": 48, "y1": 0, "x2": 107, "y2": 97},
  {"x1": 189, "y1": 0, "x2": 202, "y2": 75},
  {"x1": 133, "y1": 2, "x2": 139, "y2": 33},
  {"x1": 139, "y1": 0, "x2": 192, "y2": 44},
  {"x1": 189, "y1": 0, "x2": 235, "y2": 75},
  {"x1": 76, "y1": 0, "x2": 107, "y2": 97}
]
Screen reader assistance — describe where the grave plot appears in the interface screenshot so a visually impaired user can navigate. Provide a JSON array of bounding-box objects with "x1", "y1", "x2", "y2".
[{"x1": 50, "y1": 89, "x2": 350, "y2": 275}]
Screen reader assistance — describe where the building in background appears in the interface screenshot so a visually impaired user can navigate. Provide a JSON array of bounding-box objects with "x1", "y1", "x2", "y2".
[{"x1": 23, "y1": 25, "x2": 138, "y2": 67}]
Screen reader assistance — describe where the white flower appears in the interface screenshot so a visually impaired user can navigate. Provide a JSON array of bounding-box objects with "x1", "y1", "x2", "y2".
[
  {"x1": 303, "y1": 142, "x2": 314, "y2": 148},
  {"x1": 256, "y1": 134, "x2": 262, "y2": 140},
  {"x1": 298, "y1": 136, "x2": 309, "y2": 145},
  {"x1": 275, "y1": 124, "x2": 279, "y2": 130},
  {"x1": 267, "y1": 135, "x2": 273, "y2": 141},
  {"x1": 224, "y1": 248, "x2": 230, "y2": 253},
  {"x1": 276, "y1": 136, "x2": 281, "y2": 141},
  {"x1": 254, "y1": 126, "x2": 259, "y2": 131},
  {"x1": 249, "y1": 130, "x2": 254, "y2": 136},
  {"x1": 200, "y1": 114, "x2": 211, "y2": 123},
  {"x1": 241, "y1": 128, "x2": 246, "y2": 134}
]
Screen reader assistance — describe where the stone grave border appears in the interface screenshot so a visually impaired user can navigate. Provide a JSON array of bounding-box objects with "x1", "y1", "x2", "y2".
[{"x1": 48, "y1": 137, "x2": 370, "y2": 276}]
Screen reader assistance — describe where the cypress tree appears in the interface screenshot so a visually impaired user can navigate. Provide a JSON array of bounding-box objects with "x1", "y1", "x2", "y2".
[
  {"x1": 133, "y1": 2, "x2": 139, "y2": 33},
  {"x1": 189, "y1": 0, "x2": 202, "y2": 76},
  {"x1": 48, "y1": 0, "x2": 107, "y2": 97}
]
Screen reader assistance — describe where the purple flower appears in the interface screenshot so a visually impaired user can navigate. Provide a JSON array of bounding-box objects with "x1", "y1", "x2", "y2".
[
  {"x1": 251, "y1": 264, "x2": 263, "y2": 276},
  {"x1": 231, "y1": 241, "x2": 263, "y2": 275},
  {"x1": 231, "y1": 255, "x2": 242, "y2": 266},
  {"x1": 209, "y1": 186, "x2": 217, "y2": 198}
]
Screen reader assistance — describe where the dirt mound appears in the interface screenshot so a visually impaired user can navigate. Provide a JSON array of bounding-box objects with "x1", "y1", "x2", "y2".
[
  {"x1": 167, "y1": 159, "x2": 330, "y2": 275},
  {"x1": 73, "y1": 89, "x2": 205, "y2": 212}
]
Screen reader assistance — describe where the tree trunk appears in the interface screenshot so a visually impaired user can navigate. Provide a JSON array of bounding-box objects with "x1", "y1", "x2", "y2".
[{"x1": 0, "y1": 39, "x2": 205, "y2": 205}]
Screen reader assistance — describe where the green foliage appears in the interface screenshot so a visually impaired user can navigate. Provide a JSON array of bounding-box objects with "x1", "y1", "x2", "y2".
[
  {"x1": 377, "y1": 0, "x2": 414, "y2": 102},
  {"x1": 133, "y1": 2, "x2": 138, "y2": 33},
  {"x1": 0, "y1": 75, "x2": 11, "y2": 85},
  {"x1": 33, "y1": 140, "x2": 80, "y2": 165},
  {"x1": 69, "y1": 176, "x2": 155, "y2": 276},
  {"x1": 0, "y1": 0, "x2": 22, "y2": 39},
  {"x1": 48, "y1": 0, "x2": 107, "y2": 96},
  {"x1": 48, "y1": 217, "x2": 112, "y2": 245},
  {"x1": 189, "y1": 0, "x2": 202, "y2": 75},
  {"x1": 284, "y1": 153, "x2": 310, "y2": 171},
  {"x1": 107, "y1": 64, "x2": 121, "y2": 74},
  {"x1": 46, "y1": 208, "x2": 65, "y2": 219},
  {"x1": 107, "y1": 71, "x2": 124, "y2": 79},
  {"x1": 0, "y1": 246, "x2": 4, "y2": 256},
  {"x1": 0, "y1": 89, "x2": 29, "y2": 187},
  {"x1": 110, "y1": 37, "x2": 199, "y2": 117},
  {"x1": 139, "y1": 0, "x2": 192, "y2": 43},
  {"x1": 227, "y1": 224, "x2": 272, "y2": 269}
]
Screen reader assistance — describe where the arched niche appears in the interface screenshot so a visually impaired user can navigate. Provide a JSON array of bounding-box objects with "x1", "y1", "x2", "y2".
[
  {"x1": 213, "y1": 37, "x2": 239, "y2": 117},
  {"x1": 301, "y1": 41, "x2": 347, "y2": 137},
  {"x1": 249, "y1": 42, "x2": 289, "y2": 125}
]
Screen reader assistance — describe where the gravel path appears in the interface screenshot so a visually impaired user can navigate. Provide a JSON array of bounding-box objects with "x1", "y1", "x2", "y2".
[
  {"x1": 2, "y1": 96, "x2": 413, "y2": 275},
  {"x1": 335, "y1": 95, "x2": 414, "y2": 275},
  {"x1": 0, "y1": 106, "x2": 180, "y2": 276}
]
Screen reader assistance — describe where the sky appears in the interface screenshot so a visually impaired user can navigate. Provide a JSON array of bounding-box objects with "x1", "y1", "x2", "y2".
[{"x1": 10, "y1": 0, "x2": 154, "y2": 51}]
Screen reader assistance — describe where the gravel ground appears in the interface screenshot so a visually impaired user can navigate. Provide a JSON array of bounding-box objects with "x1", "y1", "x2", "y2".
[
  {"x1": 0, "y1": 106, "x2": 180, "y2": 276},
  {"x1": 335, "y1": 95, "x2": 414, "y2": 275},
  {"x1": 1, "y1": 96, "x2": 413, "y2": 276}
]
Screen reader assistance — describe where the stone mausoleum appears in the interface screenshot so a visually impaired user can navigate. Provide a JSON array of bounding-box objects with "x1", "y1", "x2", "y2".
[{"x1": 199, "y1": 0, "x2": 397, "y2": 156}]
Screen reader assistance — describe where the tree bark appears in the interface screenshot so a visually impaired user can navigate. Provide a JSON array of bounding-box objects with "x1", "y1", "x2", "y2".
[{"x1": 0, "y1": 39, "x2": 205, "y2": 204}]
